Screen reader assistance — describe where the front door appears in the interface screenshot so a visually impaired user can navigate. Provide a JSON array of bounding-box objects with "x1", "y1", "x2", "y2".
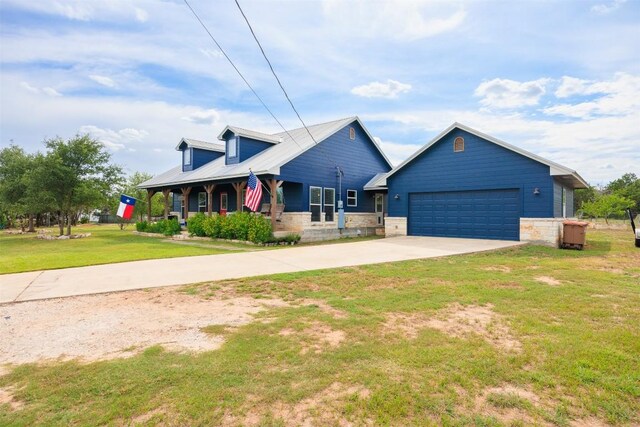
[
  {"x1": 220, "y1": 192, "x2": 228, "y2": 216},
  {"x1": 375, "y1": 193, "x2": 384, "y2": 226}
]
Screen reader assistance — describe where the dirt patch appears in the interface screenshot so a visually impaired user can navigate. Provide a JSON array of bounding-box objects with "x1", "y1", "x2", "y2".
[
  {"x1": 280, "y1": 322, "x2": 346, "y2": 355},
  {"x1": 0, "y1": 287, "x2": 287, "y2": 365},
  {"x1": 425, "y1": 303, "x2": 522, "y2": 352},
  {"x1": 491, "y1": 281, "x2": 525, "y2": 290},
  {"x1": 473, "y1": 384, "x2": 547, "y2": 426},
  {"x1": 569, "y1": 417, "x2": 612, "y2": 426},
  {"x1": 535, "y1": 276, "x2": 563, "y2": 286},
  {"x1": 129, "y1": 406, "x2": 167, "y2": 424},
  {"x1": 383, "y1": 313, "x2": 430, "y2": 340},
  {"x1": 483, "y1": 265, "x2": 512, "y2": 273},
  {"x1": 0, "y1": 386, "x2": 24, "y2": 411},
  {"x1": 299, "y1": 299, "x2": 349, "y2": 319}
]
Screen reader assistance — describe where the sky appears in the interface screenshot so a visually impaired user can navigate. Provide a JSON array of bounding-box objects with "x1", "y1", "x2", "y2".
[{"x1": 1, "y1": 0, "x2": 639, "y2": 184}]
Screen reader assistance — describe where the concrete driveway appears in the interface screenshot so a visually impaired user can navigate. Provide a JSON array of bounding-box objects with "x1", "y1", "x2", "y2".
[{"x1": 0, "y1": 236, "x2": 522, "y2": 304}]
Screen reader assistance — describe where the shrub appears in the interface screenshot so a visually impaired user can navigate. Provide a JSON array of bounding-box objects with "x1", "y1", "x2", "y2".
[
  {"x1": 136, "y1": 221, "x2": 148, "y2": 232},
  {"x1": 284, "y1": 233, "x2": 301, "y2": 243},
  {"x1": 161, "y1": 218, "x2": 181, "y2": 236},
  {"x1": 247, "y1": 214, "x2": 272, "y2": 244},
  {"x1": 135, "y1": 218, "x2": 181, "y2": 236},
  {"x1": 187, "y1": 213, "x2": 207, "y2": 237},
  {"x1": 202, "y1": 215, "x2": 221, "y2": 238}
]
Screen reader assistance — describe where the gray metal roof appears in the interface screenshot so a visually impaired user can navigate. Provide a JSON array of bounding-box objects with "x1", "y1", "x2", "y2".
[
  {"x1": 175, "y1": 138, "x2": 225, "y2": 152},
  {"x1": 363, "y1": 172, "x2": 388, "y2": 190},
  {"x1": 384, "y1": 122, "x2": 588, "y2": 189},
  {"x1": 140, "y1": 116, "x2": 392, "y2": 189},
  {"x1": 217, "y1": 126, "x2": 281, "y2": 144}
]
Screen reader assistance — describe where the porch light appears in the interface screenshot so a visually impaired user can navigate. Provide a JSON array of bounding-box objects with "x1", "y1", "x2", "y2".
[
  {"x1": 533, "y1": 188, "x2": 541, "y2": 195},
  {"x1": 394, "y1": 194, "x2": 400, "y2": 200}
]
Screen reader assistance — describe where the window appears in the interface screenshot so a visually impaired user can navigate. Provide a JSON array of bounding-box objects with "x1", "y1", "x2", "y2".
[
  {"x1": 180, "y1": 195, "x2": 185, "y2": 214},
  {"x1": 228, "y1": 136, "x2": 237, "y2": 158},
  {"x1": 276, "y1": 187, "x2": 284, "y2": 204},
  {"x1": 324, "y1": 188, "x2": 335, "y2": 222},
  {"x1": 454, "y1": 136, "x2": 464, "y2": 152},
  {"x1": 183, "y1": 148, "x2": 191, "y2": 165},
  {"x1": 310, "y1": 186, "x2": 322, "y2": 222},
  {"x1": 346, "y1": 189, "x2": 357, "y2": 207},
  {"x1": 349, "y1": 127, "x2": 355, "y2": 140},
  {"x1": 198, "y1": 192, "x2": 207, "y2": 212}
]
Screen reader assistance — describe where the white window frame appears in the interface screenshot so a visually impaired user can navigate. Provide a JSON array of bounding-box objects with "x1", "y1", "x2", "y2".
[
  {"x1": 228, "y1": 136, "x2": 238, "y2": 158},
  {"x1": 310, "y1": 186, "x2": 322, "y2": 222},
  {"x1": 198, "y1": 192, "x2": 207, "y2": 212},
  {"x1": 183, "y1": 148, "x2": 192, "y2": 165},
  {"x1": 346, "y1": 189, "x2": 357, "y2": 207},
  {"x1": 324, "y1": 187, "x2": 335, "y2": 222}
]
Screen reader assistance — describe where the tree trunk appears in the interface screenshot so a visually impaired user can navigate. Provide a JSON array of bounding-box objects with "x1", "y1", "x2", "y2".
[
  {"x1": 27, "y1": 214, "x2": 35, "y2": 232},
  {"x1": 58, "y1": 211, "x2": 64, "y2": 236},
  {"x1": 66, "y1": 213, "x2": 72, "y2": 236}
]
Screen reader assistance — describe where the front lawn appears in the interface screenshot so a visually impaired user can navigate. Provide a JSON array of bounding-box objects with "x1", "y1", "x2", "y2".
[
  {"x1": 1, "y1": 229, "x2": 638, "y2": 426},
  {"x1": 0, "y1": 224, "x2": 244, "y2": 274}
]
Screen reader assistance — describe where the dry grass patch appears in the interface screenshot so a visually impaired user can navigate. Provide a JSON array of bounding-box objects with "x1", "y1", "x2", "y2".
[
  {"x1": 426, "y1": 303, "x2": 522, "y2": 352},
  {"x1": 483, "y1": 265, "x2": 512, "y2": 273},
  {"x1": 383, "y1": 312, "x2": 431, "y2": 340},
  {"x1": 472, "y1": 384, "x2": 543, "y2": 425},
  {"x1": 535, "y1": 276, "x2": 563, "y2": 286},
  {"x1": 279, "y1": 322, "x2": 346, "y2": 355},
  {"x1": 0, "y1": 387, "x2": 24, "y2": 411},
  {"x1": 299, "y1": 299, "x2": 349, "y2": 319}
]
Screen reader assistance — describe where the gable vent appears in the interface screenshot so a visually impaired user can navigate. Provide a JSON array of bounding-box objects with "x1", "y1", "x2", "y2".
[
  {"x1": 454, "y1": 136, "x2": 464, "y2": 152},
  {"x1": 349, "y1": 127, "x2": 355, "y2": 140}
]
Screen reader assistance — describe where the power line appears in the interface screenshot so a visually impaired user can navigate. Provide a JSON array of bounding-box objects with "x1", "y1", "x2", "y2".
[
  {"x1": 233, "y1": 0, "x2": 320, "y2": 147},
  {"x1": 182, "y1": 0, "x2": 300, "y2": 148}
]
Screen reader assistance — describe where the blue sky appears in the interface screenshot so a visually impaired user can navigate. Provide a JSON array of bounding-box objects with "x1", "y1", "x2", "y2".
[{"x1": 1, "y1": 0, "x2": 638, "y2": 184}]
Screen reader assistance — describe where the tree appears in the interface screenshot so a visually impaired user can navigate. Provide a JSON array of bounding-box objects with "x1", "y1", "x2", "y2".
[
  {"x1": 574, "y1": 185, "x2": 597, "y2": 214},
  {"x1": 606, "y1": 173, "x2": 640, "y2": 212},
  {"x1": 581, "y1": 193, "x2": 634, "y2": 224},
  {"x1": 109, "y1": 172, "x2": 164, "y2": 229},
  {"x1": 35, "y1": 135, "x2": 123, "y2": 236}
]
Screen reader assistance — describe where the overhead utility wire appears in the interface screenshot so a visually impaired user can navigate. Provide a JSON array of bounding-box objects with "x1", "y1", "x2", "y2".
[
  {"x1": 234, "y1": 0, "x2": 342, "y2": 181},
  {"x1": 182, "y1": 0, "x2": 299, "y2": 147},
  {"x1": 233, "y1": 0, "x2": 321, "y2": 148}
]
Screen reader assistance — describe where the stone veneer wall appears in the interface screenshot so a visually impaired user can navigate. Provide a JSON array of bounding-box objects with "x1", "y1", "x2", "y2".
[
  {"x1": 519, "y1": 218, "x2": 566, "y2": 247},
  {"x1": 278, "y1": 212, "x2": 381, "y2": 242},
  {"x1": 385, "y1": 217, "x2": 407, "y2": 237}
]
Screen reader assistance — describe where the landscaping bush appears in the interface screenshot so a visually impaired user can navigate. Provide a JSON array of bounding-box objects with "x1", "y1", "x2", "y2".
[
  {"x1": 135, "y1": 218, "x2": 181, "y2": 236},
  {"x1": 202, "y1": 215, "x2": 221, "y2": 238},
  {"x1": 247, "y1": 214, "x2": 273, "y2": 244},
  {"x1": 187, "y1": 213, "x2": 207, "y2": 237}
]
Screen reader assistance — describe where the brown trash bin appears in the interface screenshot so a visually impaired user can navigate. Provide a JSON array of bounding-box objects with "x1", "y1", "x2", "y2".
[{"x1": 562, "y1": 220, "x2": 588, "y2": 250}]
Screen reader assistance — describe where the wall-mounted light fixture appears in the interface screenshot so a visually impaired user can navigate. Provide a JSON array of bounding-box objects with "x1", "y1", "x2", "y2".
[
  {"x1": 394, "y1": 194, "x2": 400, "y2": 200},
  {"x1": 533, "y1": 187, "x2": 541, "y2": 195}
]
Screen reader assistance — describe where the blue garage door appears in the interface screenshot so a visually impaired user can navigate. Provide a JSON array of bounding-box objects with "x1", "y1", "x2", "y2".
[{"x1": 408, "y1": 189, "x2": 520, "y2": 240}]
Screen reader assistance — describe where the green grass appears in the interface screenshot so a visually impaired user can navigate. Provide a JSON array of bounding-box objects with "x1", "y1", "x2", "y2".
[
  {"x1": 1, "y1": 229, "x2": 639, "y2": 426},
  {"x1": 0, "y1": 224, "x2": 242, "y2": 274}
]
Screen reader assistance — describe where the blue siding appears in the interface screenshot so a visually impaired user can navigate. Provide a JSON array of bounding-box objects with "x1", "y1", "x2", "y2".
[
  {"x1": 239, "y1": 137, "x2": 273, "y2": 162},
  {"x1": 388, "y1": 129, "x2": 554, "y2": 219},
  {"x1": 278, "y1": 121, "x2": 391, "y2": 213},
  {"x1": 181, "y1": 148, "x2": 223, "y2": 172}
]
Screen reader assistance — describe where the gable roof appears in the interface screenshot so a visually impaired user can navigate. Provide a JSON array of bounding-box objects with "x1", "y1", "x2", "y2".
[
  {"x1": 175, "y1": 138, "x2": 225, "y2": 153},
  {"x1": 384, "y1": 122, "x2": 588, "y2": 189},
  {"x1": 217, "y1": 126, "x2": 281, "y2": 144},
  {"x1": 139, "y1": 116, "x2": 392, "y2": 189}
]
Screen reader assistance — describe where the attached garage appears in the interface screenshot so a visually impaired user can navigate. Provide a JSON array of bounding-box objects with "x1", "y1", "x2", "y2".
[
  {"x1": 383, "y1": 123, "x2": 588, "y2": 244},
  {"x1": 408, "y1": 189, "x2": 520, "y2": 240}
]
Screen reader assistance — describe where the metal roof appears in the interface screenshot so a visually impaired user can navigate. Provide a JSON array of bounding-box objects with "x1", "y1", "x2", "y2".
[
  {"x1": 363, "y1": 172, "x2": 388, "y2": 190},
  {"x1": 384, "y1": 122, "x2": 588, "y2": 189},
  {"x1": 175, "y1": 138, "x2": 225, "y2": 152},
  {"x1": 217, "y1": 126, "x2": 281, "y2": 144},
  {"x1": 139, "y1": 116, "x2": 392, "y2": 189}
]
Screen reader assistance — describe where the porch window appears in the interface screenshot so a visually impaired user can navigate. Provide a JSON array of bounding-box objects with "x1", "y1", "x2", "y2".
[
  {"x1": 347, "y1": 189, "x2": 357, "y2": 207},
  {"x1": 198, "y1": 192, "x2": 206, "y2": 212},
  {"x1": 180, "y1": 195, "x2": 185, "y2": 214},
  {"x1": 324, "y1": 188, "x2": 335, "y2": 222},
  {"x1": 310, "y1": 186, "x2": 322, "y2": 222},
  {"x1": 277, "y1": 187, "x2": 284, "y2": 204},
  {"x1": 183, "y1": 148, "x2": 191, "y2": 165}
]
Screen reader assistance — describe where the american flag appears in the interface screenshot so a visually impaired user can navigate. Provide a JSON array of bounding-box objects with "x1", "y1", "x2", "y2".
[{"x1": 244, "y1": 171, "x2": 263, "y2": 212}]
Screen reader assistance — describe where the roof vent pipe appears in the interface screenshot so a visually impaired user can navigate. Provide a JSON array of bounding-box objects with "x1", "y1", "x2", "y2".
[{"x1": 279, "y1": 137, "x2": 283, "y2": 143}]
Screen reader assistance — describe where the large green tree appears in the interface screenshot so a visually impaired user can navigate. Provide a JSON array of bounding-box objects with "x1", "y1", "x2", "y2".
[
  {"x1": 581, "y1": 193, "x2": 634, "y2": 224},
  {"x1": 110, "y1": 172, "x2": 165, "y2": 228},
  {"x1": 36, "y1": 135, "x2": 123, "y2": 235},
  {"x1": 606, "y1": 173, "x2": 640, "y2": 212}
]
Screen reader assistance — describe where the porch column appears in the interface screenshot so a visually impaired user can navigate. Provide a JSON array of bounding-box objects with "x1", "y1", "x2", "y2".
[
  {"x1": 146, "y1": 189, "x2": 156, "y2": 222},
  {"x1": 180, "y1": 186, "x2": 192, "y2": 220},
  {"x1": 267, "y1": 179, "x2": 283, "y2": 228},
  {"x1": 162, "y1": 189, "x2": 171, "y2": 220},
  {"x1": 204, "y1": 184, "x2": 216, "y2": 217},
  {"x1": 232, "y1": 181, "x2": 247, "y2": 212}
]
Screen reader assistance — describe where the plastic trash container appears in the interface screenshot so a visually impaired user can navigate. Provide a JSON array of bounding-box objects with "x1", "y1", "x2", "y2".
[{"x1": 562, "y1": 220, "x2": 588, "y2": 250}]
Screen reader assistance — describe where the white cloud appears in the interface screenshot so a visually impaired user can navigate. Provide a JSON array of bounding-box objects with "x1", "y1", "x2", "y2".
[
  {"x1": 555, "y1": 76, "x2": 598, "y2": 98},
  {"x1": 373, "y1": 137, "x2": 421, "y2": 166},
  {"x1": 475, "y1": 78, "x2": 550, "y2": 109},
  {"x1": 89, "y1": 74, "x2": 116, "y2": 88},
  {"x1": 591, "y1": 0, "x2": 627, "y2": 14},
  {"x1": 42, "y1": 87, "x2": 62, "y2": 97},
  {"x1": 322, "y1": 0, "x2": 465, "y2": 41},
  {"x1": 78, "y1": 125, "x2": 149, "y2": 151},
  {"x1": 134, "y1": 7, "x2": 148, "y2": 23},
  {"x1": 351, "y1": 80, "x2": 412, "y2": 99},
  {"x1": 20, "y1": 81, "x2": 40, "y2": 94},
  {"x1": 544, "y1": 73, "x2": 640, "y2": 119},
  {"x1": 181, "y1": 109, "x2": 223, "y2": 126},
  {"x1": 20, "y1": 82, "x2": 61, "y2": 96}
]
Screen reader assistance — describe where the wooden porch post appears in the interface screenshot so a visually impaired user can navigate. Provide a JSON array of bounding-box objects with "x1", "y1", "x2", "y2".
[
  {"x1": 204, "y1": 184, "x2": 216, "y2": 217},
  {"x1": 146, "y1": 189, "x2": 156, "y2": 222},
  {"x1": 267, "y1": 179, "x2": 283, "y2": 228},
  {"x1": 180, "y1": 187, "x2": 192, "y2": 220},
  {"x1": 232, "y1": 181, "x2": 247, "y2": 212},
  {"x1": 162, "y1": 189, "x2": 171, "y2": 220}
]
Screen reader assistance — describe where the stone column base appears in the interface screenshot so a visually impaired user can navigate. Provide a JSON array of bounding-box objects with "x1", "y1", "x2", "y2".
[
  {"x1": 520, "y1": 218, "x2": 567, "y2": 247},
  {"x1": 385, "y1": 217, "x2": 407, "y2": 237}
]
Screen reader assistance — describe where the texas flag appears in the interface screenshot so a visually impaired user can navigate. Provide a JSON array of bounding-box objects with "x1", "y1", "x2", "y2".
[{"x1": 116, "y1": 194, "x2": 136, "y2": 220}]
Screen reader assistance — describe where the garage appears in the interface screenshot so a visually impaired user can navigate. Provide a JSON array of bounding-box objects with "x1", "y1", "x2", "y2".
[{"x1": 408, "y1": 189, "x2": 521, "y2": 240}]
